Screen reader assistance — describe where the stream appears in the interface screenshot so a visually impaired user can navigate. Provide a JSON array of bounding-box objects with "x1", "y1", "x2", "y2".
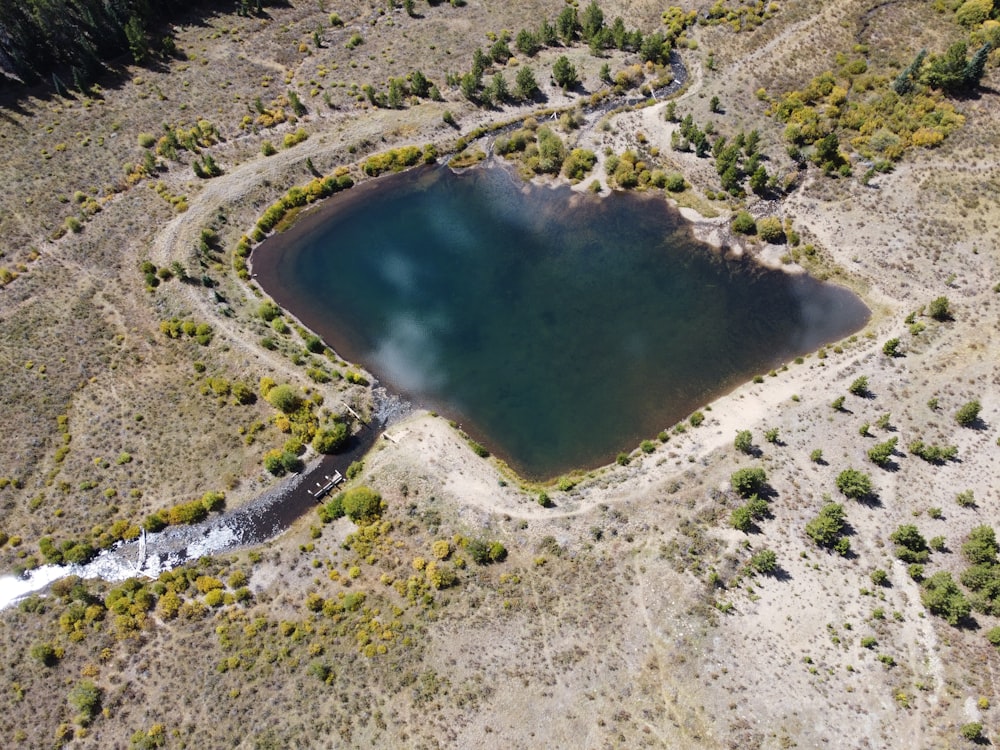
[{"x1": 0, "y1": 391, "x2": 405, "y2": 610}]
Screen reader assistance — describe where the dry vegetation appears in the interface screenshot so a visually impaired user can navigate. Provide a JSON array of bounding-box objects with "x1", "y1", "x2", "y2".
[{"x1": 1, "y1": 0, "x2": 999, "y2": 747}]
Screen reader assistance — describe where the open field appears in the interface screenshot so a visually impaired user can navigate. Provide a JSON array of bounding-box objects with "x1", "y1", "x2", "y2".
[{"x1": 0, "y1": 0, "x2": 999, "y2": 747}]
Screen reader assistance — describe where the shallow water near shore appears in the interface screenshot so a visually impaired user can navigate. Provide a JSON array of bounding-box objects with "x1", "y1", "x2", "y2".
[{"x1": 254, "y1": 164, "x2": 869, "y2": 479}]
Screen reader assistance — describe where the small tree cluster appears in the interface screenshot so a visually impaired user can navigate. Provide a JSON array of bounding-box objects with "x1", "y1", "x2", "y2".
[
  {"x1": 891, "y1": 524, "x2": 929, "y2": 564},
  {"x1": 730, "y1": 494, "x2": 769, "y2": 533},
  {"x1": 805, "y1": 502, "x2": 850, "y2": 554},
  {"x1": 908, "y1": 439, "x2": 958, "y2": 463}
]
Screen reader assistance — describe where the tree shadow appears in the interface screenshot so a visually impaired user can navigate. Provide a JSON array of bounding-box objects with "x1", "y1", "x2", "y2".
[
  {"x1": 770, "y1": 566, "x2": 792, "y2": 582},
  {"x1": 855, "y1": 492, "x2": 882, "y2": 508}
]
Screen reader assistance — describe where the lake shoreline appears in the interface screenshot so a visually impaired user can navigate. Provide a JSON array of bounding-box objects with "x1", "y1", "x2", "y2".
[{"x1": 251, "y1": 161, "x2": 870, "y2": 482}]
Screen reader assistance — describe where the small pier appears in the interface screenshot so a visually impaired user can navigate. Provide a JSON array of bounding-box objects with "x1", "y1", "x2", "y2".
[{"x1": 307, "y1": 471, "x2": 344, "y2": 501}]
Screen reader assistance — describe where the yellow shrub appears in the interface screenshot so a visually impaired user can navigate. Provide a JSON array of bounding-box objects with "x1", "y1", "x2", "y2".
[{"x1": 911, "y1": 127, "x2": 944, "y2": 148}]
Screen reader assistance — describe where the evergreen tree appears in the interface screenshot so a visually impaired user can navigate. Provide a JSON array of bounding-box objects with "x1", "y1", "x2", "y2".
[
  {"x1": 580, "y1": 1, "x2": 604, "y2": 42},
  {"x1": 514, "y1": 66, "x2": 539, "y2": 100},
  {"x1": 963, "y1": 43, "x2": 991, "y2": 90}
]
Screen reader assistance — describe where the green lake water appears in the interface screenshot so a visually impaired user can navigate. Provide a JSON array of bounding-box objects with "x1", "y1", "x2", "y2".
[{"x1": 253, "y1": 164, "x2": 869, "y2": 480}]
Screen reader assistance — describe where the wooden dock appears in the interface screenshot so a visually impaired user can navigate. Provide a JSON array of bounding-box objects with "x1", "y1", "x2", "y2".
[{"x1": 307, "y1": 471, "x2": 344, "y2": 501}]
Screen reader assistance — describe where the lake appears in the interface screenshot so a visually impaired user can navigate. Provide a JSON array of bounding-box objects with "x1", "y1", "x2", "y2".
[{"x1": 252, "y1": 164, "x2": 869, "y2": 480}]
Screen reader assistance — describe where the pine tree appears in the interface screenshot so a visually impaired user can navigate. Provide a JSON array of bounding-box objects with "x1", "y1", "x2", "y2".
[{"x1": 963, "y1": 43, "x2": 990, "y2": 90}]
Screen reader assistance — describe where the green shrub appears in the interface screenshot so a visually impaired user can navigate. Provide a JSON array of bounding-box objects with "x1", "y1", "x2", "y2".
[
  {"x1": 283, "y1": 128, "x2": 308, "y2": 148},
  {"x1": 312, "y1": 423, "x2": 348, "y2": 454},
  {"x1": 928, "y1": 296, "x2": 951, "y2": 321},
  {"x1": 319, "y1": 494, "x2": 344, "y2": 522},
  {"x1": 732, "y1": 210, "x2": 756, "y2": 234},
  {"x1": 30, "y1": 642, "x2": 60, "y2": 666},
  {"x1": 756, "y1": 217, "x2": 785, "y2": 243},
  {"x1": 266, "y1": 384, "x2": 301, "y2": 413},
  {"x1": 836, "y1": 468, "x2": 873, "y2": 500},
  {"x1": 962, "y1": 525, "x2": 998, "y2": 565},
  {"x1": 689, "y1": 411, "x2": 705, "y2": 427},
  {"x1": 562, "y1": 148, "x2": 597, "y2": 180},
  {"x1": 891, "y1": 524, "x2": 929, "y2": 563},
  {"x1": 848, "y1": 375, "x2": 869, "y2": 396},
  {"x1": 748, "y1": 548, "x2": 777, "y2": 574},
  {"x1": 960, "y1": 723, "x2": 983, "y2": 742},
  {"x1": 955, "y1": 399, "x2": 981, "y2": 427},
  {"x1": 664, "y1": 172, "x2": 686, "y2": 192},
  {"x1": 909, "y1": 439, "x2": 958, "y2": 463},
  {"x1": 731, "y1": 467, "x2": 767, "y2": 497},
  {"x1": 68, "y1": 680, "x2": 101, "y2": 725},
  {"x1": 921, "y1": 571, "x2": 970, "y2": 625},
  {"x1": 734, "y1": 429, "x2": 753, "y2": 454},
  {"x1": 806, "y1": 503, "x2": 846, "y2": 548},
  {"x1": 257, "y1": 301, "x2": 280, "y2": 321},
  {"x1": 341, "y1": 486, "x2": 383, "y2": 523},
  {"x1": 867, "y1": 437, "x2": 897, "y2": 467},
  {"x1": 882, "y1": 337, "x2": 901, "y2": 357}
]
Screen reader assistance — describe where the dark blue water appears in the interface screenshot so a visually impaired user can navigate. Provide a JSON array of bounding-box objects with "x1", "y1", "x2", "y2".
[{"x1": 253, "y1": 164, "x2": 869, "y2": 479}]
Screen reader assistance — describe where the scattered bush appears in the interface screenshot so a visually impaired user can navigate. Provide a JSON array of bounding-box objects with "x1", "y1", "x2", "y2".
[
  {"x1": 756, "y1": 217, "x2": 785, "y2": 243},
  {"x1": 68, "y1": 680, "x2": 101, "y2": 726},
  {"x1": 960, "y1": 723, "x2": 983, "y2": 742},
  {"x1": 867, "y1": 437, "x2": 897, "y2": 467},
  {"x1": 730, "y1": 494, "x2": 770, "y2": 532},
  {"x1": 891, "y1": 524, "x2": 929, "y2": 563},
  {"x1": 748, "y1": 548, "x2": 777, "y2": 574},
  {"x1": 921, "y1": 571, "x2": 970, "y2": 625},
  {"x1": 731, "y1": 467, "x2": 767, "y2": 497},
  {"x1": 467, "y1": 538, "x2": 507, "y2": 565},
  {"x1": 312, "y1": 422, "x2": 349, "y2": 454},
  {"x1": 341, "y1": 486, "x2": 383, "y2": 523},
  {"x1": 962, "y1": 525, "x2": 998, "y2": 565},
  {"x1": 806, "y1": 503, "x2": 848, "y2": 550},
  {"x1": 956, "y1": 489, "x2": 976, "y2": 508},
  {"x1": 928, "y1": 296, "x2": 951, "y2": 321},
  {"x1": 734, "y1": 429, "x2": 754, "y2": 454},
  {"x1": 266, "y1": 384, "x2": 301, "y2": 414},
  {"x1": 836, "y1": 468, "x2": 873, "y2": 500},
  {"x1": 909, "y1": 439, "x2": 958, "y2": 463},
  {"x1": 848, "y1": 376, "x2": 869, "y2": 396},
  {"x1": 732, "y1": 211, "x2": 756, "y2": 234},
  {"x1": 955, "y1": 399, "x2": 981, "y2": 427},
  {"x1": 882, "y1": 337, "x2": 901, "y2": 357}
]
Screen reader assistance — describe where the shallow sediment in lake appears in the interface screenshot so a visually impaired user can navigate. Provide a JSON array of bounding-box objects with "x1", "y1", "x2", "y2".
[{"x1": 253, "y1": 164, "x2": 870, "y2": 480}]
